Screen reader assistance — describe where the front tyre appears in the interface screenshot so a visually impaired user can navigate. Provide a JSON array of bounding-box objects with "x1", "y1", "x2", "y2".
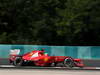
[{"x1": 64, "y1": 58, "x2": 75, "y2": 68}]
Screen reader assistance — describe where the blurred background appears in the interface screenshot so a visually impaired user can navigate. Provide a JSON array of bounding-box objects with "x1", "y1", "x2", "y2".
[
  {"x1": 0, "y1": 0, "x2": 100, "y2": 67},
  {"x1": 0, "y1": 0, "x2": 100, "y2": 46}
]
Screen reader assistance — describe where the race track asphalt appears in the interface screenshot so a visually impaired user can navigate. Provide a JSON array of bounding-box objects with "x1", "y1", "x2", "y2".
[
  {"x1": 0, "y1": 68, "x2": 100, "y2": 75},
  {"x1": 0, "y1": 65, "x2": 100, "y2": 70}
]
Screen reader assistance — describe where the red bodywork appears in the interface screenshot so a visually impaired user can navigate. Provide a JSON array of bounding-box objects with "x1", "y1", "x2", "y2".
[{"x1": 9, "y1": 50, "x2": 84, "y2": 67}]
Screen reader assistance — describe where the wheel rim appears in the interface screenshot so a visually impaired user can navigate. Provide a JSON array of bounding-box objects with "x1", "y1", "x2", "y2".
[
  {"x1": 14, "y1": 57, "x2": 23, "y2": 66},
  {"x1": 64, "y1": 58, "x2": 74, "y2": 68}
]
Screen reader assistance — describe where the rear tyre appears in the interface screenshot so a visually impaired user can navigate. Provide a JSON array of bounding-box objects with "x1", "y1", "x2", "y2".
[
  {"x1": 13, "y1": 57, "x2": 24, "y2": 66},
  {"x1": 64, "y1": 58, "x2": 75, "y2": 68}
]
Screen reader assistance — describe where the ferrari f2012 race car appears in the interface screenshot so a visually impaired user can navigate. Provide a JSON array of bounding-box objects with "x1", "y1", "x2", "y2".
[{"x1": 9, "y1": 49, "x2": 84, "y2": 68}]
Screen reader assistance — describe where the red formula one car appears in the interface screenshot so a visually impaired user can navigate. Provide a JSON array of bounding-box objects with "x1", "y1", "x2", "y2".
[{"x1": 9, "y1": 49, "x2": 84, "y2": 68}]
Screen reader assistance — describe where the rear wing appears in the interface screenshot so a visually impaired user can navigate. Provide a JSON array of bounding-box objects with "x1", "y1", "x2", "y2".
[{"x1": 10, "y1": 49, "x2": 20, "y2": 56}]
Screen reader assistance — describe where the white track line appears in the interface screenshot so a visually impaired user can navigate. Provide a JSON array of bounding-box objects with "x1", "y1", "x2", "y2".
[{"x1": 0, "y1": 65, "x2": 100, "y2": 69}]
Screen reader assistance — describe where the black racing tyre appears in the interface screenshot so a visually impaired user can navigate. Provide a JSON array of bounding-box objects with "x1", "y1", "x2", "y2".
[
  {"x1": 13, "y1": 57, "x2": 24, "y2": 66},
  {"x1": 64, "y1": 58, "x2": 75, "y2": 68}
]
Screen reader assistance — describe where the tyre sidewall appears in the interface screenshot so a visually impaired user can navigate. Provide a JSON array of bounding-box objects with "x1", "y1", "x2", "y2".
[
  {"x1": 64, "y1": 58, "x2": 74, "y2": 68},
  {"x1": 13, "y1": 57, "x2": 23, "y2": 66}
]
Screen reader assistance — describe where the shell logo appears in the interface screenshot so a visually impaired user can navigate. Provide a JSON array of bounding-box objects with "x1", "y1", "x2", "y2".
[{"x1": 44, "y1": 58, "x2": 48, "y2": 62}]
